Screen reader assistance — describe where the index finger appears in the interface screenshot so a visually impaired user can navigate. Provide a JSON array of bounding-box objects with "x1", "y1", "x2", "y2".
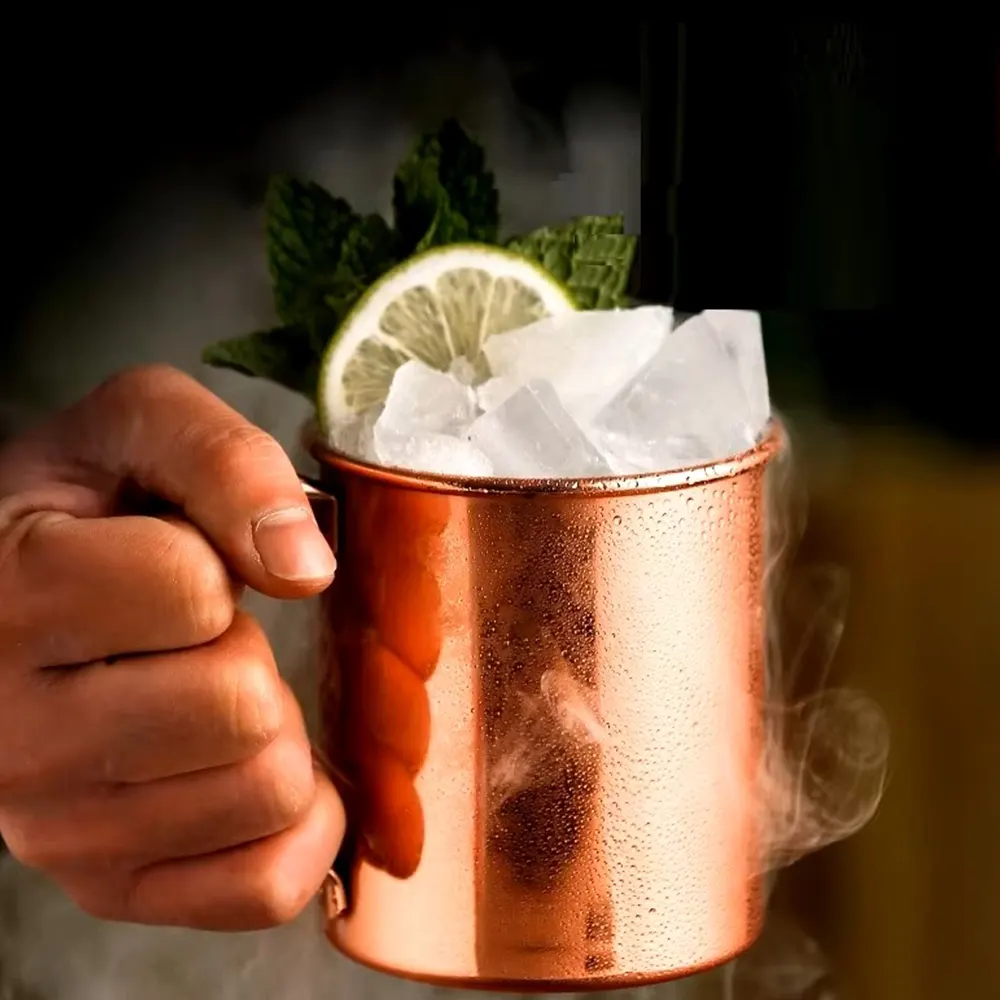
[{"x1": 17, "y1": 365, "x2": 335, "y2": 599}]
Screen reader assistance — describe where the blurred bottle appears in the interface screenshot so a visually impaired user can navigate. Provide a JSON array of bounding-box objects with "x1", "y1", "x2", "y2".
[{"x1": 639, "y1": 20, "x2": 999, "y2": 444}]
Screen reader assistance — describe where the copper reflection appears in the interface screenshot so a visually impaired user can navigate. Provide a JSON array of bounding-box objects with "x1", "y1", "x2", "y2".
[{"x1": 315, "y1": 425, "x2": 781, "y2": 992}]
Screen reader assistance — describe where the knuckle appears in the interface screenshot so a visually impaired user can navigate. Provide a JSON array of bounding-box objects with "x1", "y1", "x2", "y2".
[
  {"x1": 67, "y1": 881, "x2": 130, "y2": 923},
  {"x1": 164, "y1": 528, "x2": 234, "y2": 643},
  {"x1": 247, "y1": 863, "x2": 315, "y2": 927},
  {"x1": 14, "y1": 509, "x2": 59, "y2": 559},
  {"x1": 249, "y1": 739, "x2": 316, "y2": 829},
  {"x1": 96, "y1": 364, "x2": 185, "y2": 411},
  {"x1": 1, "y1": 817, "x2": 61, "y2": 871},
  {"x1": 87, "y1": 365, "x2": 194, "y2": 463},
  {"x1": 0, "y1": 509, "x2": 64, "y2": 588},
  {"x1": 218, "y1": 649, "x2": 284, "y2": 755},
  {"x1": 101, "y1": 363, "x2": 184, "y2": 398},
  {"x1": 60, "y1": 866, "x2": 152, "y2": 925},
  {"x1": 197, "y1": 422, "x2": 285, "y2": 485}
]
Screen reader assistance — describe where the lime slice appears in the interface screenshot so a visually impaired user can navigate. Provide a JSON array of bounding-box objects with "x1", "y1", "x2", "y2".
[{"x1": 317, "y1": 243, "x2": 577, "y2": 434}]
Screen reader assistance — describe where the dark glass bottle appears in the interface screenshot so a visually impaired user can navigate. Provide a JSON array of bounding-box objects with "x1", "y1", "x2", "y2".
[
  {"x1": 639, "y1": 20, "x2": 998, "y2": 443},
  {"x1": 640, "y1": 21, "x2": 901, "y2": 312}
]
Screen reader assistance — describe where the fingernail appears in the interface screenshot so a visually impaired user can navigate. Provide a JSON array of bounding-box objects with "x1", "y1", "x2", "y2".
[{"x1": 253, "y1": 507, "x2": 336, "y2": 581}]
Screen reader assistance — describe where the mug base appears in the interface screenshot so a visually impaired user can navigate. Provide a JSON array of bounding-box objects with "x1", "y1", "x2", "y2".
[{"x1": 325, "y1": 921, "x2": 763, "y2": 994}]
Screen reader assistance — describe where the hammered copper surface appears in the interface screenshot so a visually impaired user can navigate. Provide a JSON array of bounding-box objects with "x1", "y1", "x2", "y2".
[{"x1": 314, "y1": 427, "x2": 780, "y2": 992}]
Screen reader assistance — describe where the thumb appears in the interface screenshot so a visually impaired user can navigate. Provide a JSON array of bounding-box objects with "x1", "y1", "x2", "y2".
[{"x1": 6, "y1": 364, "x2": 335, "y2": 599}]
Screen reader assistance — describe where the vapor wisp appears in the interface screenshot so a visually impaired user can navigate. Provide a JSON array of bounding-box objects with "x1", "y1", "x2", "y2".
[{"x1": 755, "y1": 425, "x2": 889, "y2": 877}]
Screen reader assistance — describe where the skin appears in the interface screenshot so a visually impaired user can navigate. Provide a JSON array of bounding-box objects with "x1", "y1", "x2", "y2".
[{"x1": 0, "y1": 364, "x2": 345, "y2": 931}]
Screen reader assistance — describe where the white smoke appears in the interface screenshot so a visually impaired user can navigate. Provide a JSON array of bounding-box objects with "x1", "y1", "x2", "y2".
[
  {"x1": 0, "y1": 48, "x2": 877, "y2": 1000},
  {"x1": 755, "y1": 421, "x2": 889, "y2": 876}
]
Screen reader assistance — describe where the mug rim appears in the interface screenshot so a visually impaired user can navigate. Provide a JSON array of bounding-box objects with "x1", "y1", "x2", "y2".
[{"x1": 307, "y1": 419, "x2": 784, "y2": 498}]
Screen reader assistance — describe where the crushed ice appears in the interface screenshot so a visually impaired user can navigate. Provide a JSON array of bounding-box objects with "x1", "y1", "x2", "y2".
[{"x1": 333, "y1": 306, "x2": 771, "y2": 478}]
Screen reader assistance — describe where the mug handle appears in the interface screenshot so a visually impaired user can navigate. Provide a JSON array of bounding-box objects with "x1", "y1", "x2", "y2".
[
  {"x1": 300, "y1": 474, "x2": 339, "y2": 556},
  {"x1": 299, "y1": 476, "x2": 331, "y2": 503},
  {"x1": 299, "y1": 474, "x2": 350, "y2": 919}
]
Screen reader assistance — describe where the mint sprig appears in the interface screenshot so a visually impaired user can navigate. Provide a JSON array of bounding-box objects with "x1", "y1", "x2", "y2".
[
  {"x1": 507, "y1": 214, "x2": 636, "y2": 310},
  {"x1": 266, "y1": 178, "x2": 399, "y2": 355},
  {"x1": 393, "y1": 117, "x2": 500, "y2": 254},
  {"x1": 202, "y1": 325, "x2": 320, "y2": 399},
  {"x1": 202, "y1": 119, "x2": 637, "y2": 400}
]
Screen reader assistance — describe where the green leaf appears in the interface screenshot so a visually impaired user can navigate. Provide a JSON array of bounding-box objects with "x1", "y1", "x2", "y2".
[
  {"x1": 213, "y1": 201, "x2": 398, "y2": 404},
  {"x1": 326, "y1": 212, "x2": 399, "y2": 324},
  {"x1": 507, "y1": 214, "x2": 637, "y2": 309},
  {"x1": 265, "y1": 176, "x2": 360, "y2": 352},
  {"x1": 392, "y1": 119, "x2": 500, "y2": 255},
  {"x1": 201, "y1": 326, "x2": 320, "y2": 399},
  {"x1": 265, "y1": 176, "x2": 400, "y2": 359},
  {"x1": 207, "y1": 125, "x2": 638, "y2": 405}
]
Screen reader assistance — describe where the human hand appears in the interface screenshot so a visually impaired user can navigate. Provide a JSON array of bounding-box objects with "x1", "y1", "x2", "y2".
[{"x1": 0, "y1": 365, "x2": 343, "y2": 930}]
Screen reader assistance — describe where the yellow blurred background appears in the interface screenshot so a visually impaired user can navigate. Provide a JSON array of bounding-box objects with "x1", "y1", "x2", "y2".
[{"x1": 777, "y1": 426, "x2": 1000, "y2": 1000}]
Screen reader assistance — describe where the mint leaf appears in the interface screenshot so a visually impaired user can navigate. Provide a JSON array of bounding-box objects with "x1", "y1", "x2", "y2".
[
  {"x1": 507, "y1": 214, "x2": 637, "y2": 309},
  {"x1": 206, "y1": 125, "x2": 637, "y2": 405},
  {"x1": 265, "y1": 176, "x2": 359, "y2": 351},
  {"x1": 208, "y1": 198, "x2": 398, "y2": 402},
  {"x1": 326, "y1": 212, "x2": 398, "y2": 323},
  {"x1": 393, "y1": 119, "x2": 500, "y2": 254},
  {"x1": 205, "y1": 209, "x2": 398, "y2": 401},
  {"x1": 201, "y1": 326, "x2": 319, "y2": 399}
]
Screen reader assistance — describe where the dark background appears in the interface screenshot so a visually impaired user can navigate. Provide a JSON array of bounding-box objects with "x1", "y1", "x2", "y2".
[{"x1": 6, "y1": 18, "x2": 999, "y2": 445}]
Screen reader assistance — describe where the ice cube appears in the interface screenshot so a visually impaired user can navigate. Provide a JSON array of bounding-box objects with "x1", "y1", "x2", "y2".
[
  {"x1": 591, "y1": 313, "x2": 758, "y2": 473},
  {"x1": 703, "y1": 309, "x2": 771, "y2": 435},
  {"x1": 474, "y1": 375, "x2": 519, "y2": 413},
  {"x1": 482, "y1": 306, "x2": 671, "y2": 425},
  {"x1": 330, "y1": 407, "x2": 378, "y2": 463},
  {"x1": 371, "y1": 359, "x2": 489, "y2": 475},
  {"x1": 468, "y1": 380, "x2": 612, "y2": 479},
  {"x1": 375, "y1": 359, "x2": 478, "y2": 441},
  {"x1": 374, "y1": 430, "x2": 494, "y2": 477}
]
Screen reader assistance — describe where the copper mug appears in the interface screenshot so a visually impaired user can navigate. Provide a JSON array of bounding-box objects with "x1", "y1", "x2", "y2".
[{"x1": 305, "y1": 423, "x2": 781, "y2": 992}]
